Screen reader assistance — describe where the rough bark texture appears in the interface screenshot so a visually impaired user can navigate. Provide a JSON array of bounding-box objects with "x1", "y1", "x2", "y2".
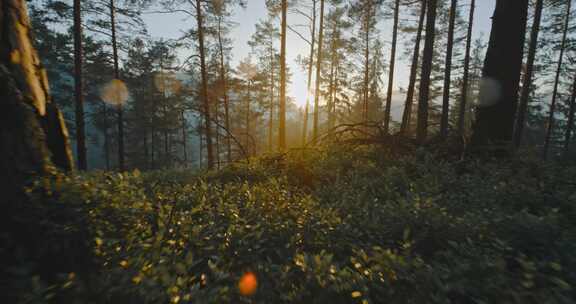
[
  {"x1": 457, "y1": 0, "x2": 475, "y2": 136},
  {"x1": 384, "y1": 0, "x2": 400, "y2": 133},
  {"x1": 278, "y1": 0, "x2": 287, "y2": 150},
  {"x1": 196, "y1": 0, "x2": 214, "y2": 167},
  {"x1": 543, "y1": 0, "x2": 571, "y2": 159},
  {"x1": 312, "y1": 0, "x2": 325, "y2": 141},
  {"x1": 440, "y1": 0, "x2": 457, "y2": 138},
  {"x1": 564, "y1": 73, "x2": 576, "y2": 155},
  {"x1": 470, "y1": 0, "x2": 528, "y2": 154},
  {"x1": 417, "y1": 0, "x2": 437, "y2": 143},
  {"x1": 74, "y1": 0, "x2": 86, "y2": 170},
  {"x1": 400, "y1": 0, "x2": 426, "y2": 135},
  {"x1": 0, "y1": 0, "x2": 73, "y2": 196},
  {"x1": 513, "y1": 0, "x2": 543, "y2": 148}
]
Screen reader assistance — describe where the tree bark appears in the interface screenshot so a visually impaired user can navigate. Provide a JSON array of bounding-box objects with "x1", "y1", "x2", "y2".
[
  {"x1": 417, "y1": 0, "x2": 437, "y2": 143},
  {"x1": 513, "y1": 0, "x2": 543, "y2": 148},
  {"x1": 564, "y1": 73, "x2": 576, "y2": 155},
  {"x1": 470, "y1": 0, "x2": 528, "y2": 154},
  {"x1": 268, "y1": 29, "x2": 275, "y2": 152},
  {"x1": 1, "y1": 0, "x2": 73, "y2": 195},
  {"x1": 384, "y1": 0, "x2": 400, "y2": 133},
  {"x1": 543, "y1": 0, "x2": 571, "y2": 159},
  {"x1": 313, "y1": 0, "x2": 325, "y2": 141},
  {"x1": 457, "y1": 0, "x2": 475, "y2": 137},
  {"x1": 73, "y1": 0, "x2": 87, "y2": 170},
  {"x1": 302, "y1": 0, "x2": 317, "y2": 146},
  {"x1": 278, "y1": 0, "x2": 287, "y2": 150},
  {"x1": 196, "y1": 0, "x2": 214, "y2": 168},
  {"x1": 362, "y1": 2, "x2": 372, "y2": 125},
  {"x1": 401, "y1": 0, "x2": 426, "y2": 135},
  {"x1": 440, "y1": 0, "x2": 457, "y2": 138},
  {"x1": 110, "y1": 0, "x2": 125, "y2": 171}
]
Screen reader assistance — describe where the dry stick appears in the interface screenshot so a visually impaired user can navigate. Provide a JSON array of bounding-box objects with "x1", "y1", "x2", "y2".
[{"x1": 543, "y1": 0, "x2": 571, "y2": 159}]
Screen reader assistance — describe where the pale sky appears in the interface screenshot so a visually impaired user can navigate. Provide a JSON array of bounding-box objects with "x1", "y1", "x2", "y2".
[{"x1": 142, "y1": 0, "x2": 496, "y2": 109}]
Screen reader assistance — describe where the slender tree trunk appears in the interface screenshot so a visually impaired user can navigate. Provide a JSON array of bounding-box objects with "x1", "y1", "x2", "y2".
[
  {"x1": 1, "y1": 0, "x2": 73, "y2": 195},
  {"x1": 109, "y1": 0, "x2": 124, "y2": 171},
  {"x1": 246, "y1": 81, "x2": 251, "y2": 156},
  {"x1": 564, "y1": 73, "x2": 576, "y2": 155},
  {"x1": 513, "y1": 0, "x2": 543, "y2": 148},
  {"x1": 327, "y1": 25, "x2": 337, "y2": 132},
  {"x1": 181, "y1": 111, "x2": 187, "y2": 167},
  {"x1": 457, "y1": 0, "x2": 475, "y2": 136},
  {"x1": 278, "y1": 0, "x2": 287, "y2": 150},
  {"x1": 268, "y1": 35, "x2": 275, "y2": 152},
  {"x1": 73, "y1": 0, "x2": 87, "y2": 170},
  {"x1": 543, "y1": 0, "x2": 571, "y2": 159},
  {"x1": 440, "y1": 0, "x2": 457, "y2": 138},
  {"x1": 401, "y1": 0, "x2": 426, "y2": 135},
  {"x1": 312, "y1": 0, "x2": 325, "y2": 141},
  {"x1": 216, "y1": 17, "x2": 231, "y2": 163},
  {"x1": 384, "y1": 0, "x2": 400, "y2": 133},
  {"x1": 196, "y1": 0, "x2": 214, "y2": 168},
  {"x1": 470, "y1": 0, "x2": 528, "y2": 153},
  {"x1": 362, "y1": 3, "x2": 372, "y2": 125},
  {"x1": 302, "y1": 0, "x2": 317, "y2": 145},
  {"x1": 417, "y1": 0, "x2": 437, "y2": 143}
]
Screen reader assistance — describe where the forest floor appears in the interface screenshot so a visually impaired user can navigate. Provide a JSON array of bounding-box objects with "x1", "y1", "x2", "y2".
[{"x1": 4, "y1": 144, "x2": 576, "y2": 303}]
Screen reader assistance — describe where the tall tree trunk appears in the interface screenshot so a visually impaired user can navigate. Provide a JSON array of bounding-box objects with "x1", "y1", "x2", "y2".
[
  {"x1": 278, "y1": 0, "x2": 287, "y2": 150},
  {"x1": 313, "y1": 0, "x2": 325, "y2": 141},
  {"x1": 440, "y1": 0, "x2": 457, "y2": 138},
  {"x1": 470, "y1": 0, "x2": 528, "y2": 153},
  {"x1": 246, "y1": 81, "x2": 251, "y2": 156},
  {"x1": 457, "y1": 0, "x2": 476, "y2": 137},
  {"x1": 417, "y1": 0, "x2": 437, "y2": 143},
  {"x1": 384, "y1": 0, "x2": 400, "y2": 133},
  {"x1": 110, "y1": 0, "x2": 124, "y2": 171},
  {"x1": 362, "y1": 3, "x2": 372, "y2": 125},
  {"x1": 1, "y1": 0, "x2": 73, "y2": 195},
  {"x1": 327, "y1": 24, "x2": 337, "y2": 132},
  {"x1": 217, "y1": 17, "x2": 231, "y2": 163},
  {"x1": 543, "y1": 0, "x2": 571, "y2": 159},
  {"x1": 564, "y1": 73, "x2": 576, "y2": 155},
  {"x1": 73, "y1": 0, "x2": 87, "y2": 170},
  {"x1": 401, "y1": 0, "x2": 426, "y2": 135},
  {"x1": 268, "y1": 33, "x2": 275, "y2": 152},
  {"x1": 181, "y1": 111, "x2": 187, "y2": 167},
  {"x1": 302, "y1": 0, "x2": 317, "y2": 145},
  {"x1": 196, "y1": 0, "x2": 214, "y2": 168},
  {"x1": 513, "y1": 0, "x2": 543, "y2": 148}
]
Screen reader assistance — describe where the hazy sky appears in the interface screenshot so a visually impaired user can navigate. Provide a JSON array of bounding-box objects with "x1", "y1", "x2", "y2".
[{"x1": 142, "y1": 0, "x2": 496, "y2": 108}]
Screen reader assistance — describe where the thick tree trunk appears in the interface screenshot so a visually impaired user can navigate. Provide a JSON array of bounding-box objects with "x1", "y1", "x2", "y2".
[
  {"x1": 278, "y1": 0, "x2": 287, "y2": 150},
  {"x1": 73, "y1": 0, "x2": 87, "y2": 170},
  {"x1": 440, "y1": 0, "x2": 457, "y2": 138},
  {"x1": 384, "y1": 0, "x2": 400, "y2": 133},
  {"x1": 470, "y1": 0, "x2": 528, "y2": 154},
  {"x1": 1, "y1": 0, "x2": 73, "y2": 195},
  {"x1": 313, "y1": 0, "x2": 325, "y2": 141},
  {"x1": 302, "y1": 0, "x2": 317, "y2": 146},
  {"x1": 416, "y1": 0, "x2": 437, "y2": 143},
  {"x1": 513, "y1": 0, "x2": 543, "y2": 148},
  {"x1": 110, "y1": 0, "x2": 125, "y2": 171},
  {"x1": 564, "y1": 73, "x2": 576, "y2": 155},
  {"x1": 457, "y1": 0, "x2": 475, "y2": 136},
  {"x1": 543, "y1": 0, "x2": 571, "y2": 159},
  {"x1": 196, "y1": 0, "x2": 214, "y2": 167},
  {"x1": 401, "y1": 0, "x2": 426, "y2": 135}
]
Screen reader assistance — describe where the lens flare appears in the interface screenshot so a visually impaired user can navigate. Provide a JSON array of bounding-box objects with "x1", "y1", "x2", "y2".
[
  {"x1": 238, "y1": 272, "x2": 258, "y2": 296},
  {"x1": 101, "y1": 79, "x2": 129, "y2": 106}
]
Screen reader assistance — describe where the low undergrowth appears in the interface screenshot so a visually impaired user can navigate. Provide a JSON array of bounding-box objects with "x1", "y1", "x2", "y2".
[{"x1": 3, "y1": 145, "x2": 576, "y2": 303}]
